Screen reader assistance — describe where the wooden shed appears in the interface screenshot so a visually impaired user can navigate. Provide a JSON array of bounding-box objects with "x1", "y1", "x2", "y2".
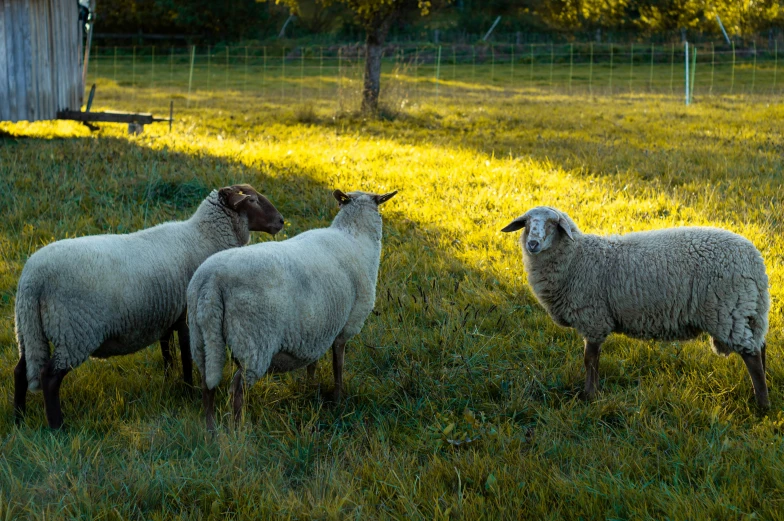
[{"x1": 0, "y1": 0, "x2": 85, "y2": 122}]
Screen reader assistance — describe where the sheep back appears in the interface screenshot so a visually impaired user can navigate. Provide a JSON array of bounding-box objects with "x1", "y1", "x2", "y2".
[
  {"x1": 189, "y1": 226, "x2": 379, "y2": 389},
  {"x1": 531, "y1": 226, "x2": 769, "y2": 356}
]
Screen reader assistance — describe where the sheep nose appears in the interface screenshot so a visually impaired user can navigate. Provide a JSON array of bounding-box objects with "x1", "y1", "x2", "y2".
[
  {"x1": 526, "y1": 239, "x2": 541, "y2": 254},
  {"x1": 278, "y1": 218, "x2": 285, "y2": 226}
]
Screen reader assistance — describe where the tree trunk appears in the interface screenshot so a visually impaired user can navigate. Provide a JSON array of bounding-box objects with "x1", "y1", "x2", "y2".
[
  {"x1": 362, "y1": 39, "x2": 384, "y2": 113},
  {"x1": 361, "y1": 14, "x2": 395, "y2": 114}
]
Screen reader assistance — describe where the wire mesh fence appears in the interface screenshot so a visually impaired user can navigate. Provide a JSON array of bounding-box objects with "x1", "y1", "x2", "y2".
[{"x1": 87, "y1": 43, "x2": 782, "y2": 111}]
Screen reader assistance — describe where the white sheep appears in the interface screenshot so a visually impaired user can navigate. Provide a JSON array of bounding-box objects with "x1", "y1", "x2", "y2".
[
  {"x1": 13, "y1": 184, "x2": 284, "y2": 429},
  {"x1": 188, "y1": 189, "x2": 397, "y2": 431},
  {"x1": 502, "y1": 206, "x2": 770, "y2": 408}
]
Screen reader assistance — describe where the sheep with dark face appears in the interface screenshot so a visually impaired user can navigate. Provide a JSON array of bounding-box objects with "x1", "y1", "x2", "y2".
[
  {"x1": 13, "y1": 184, "x2": 284, "y2": 429},
  {"x1": 502, "y1": 206, "x2": 770, "y2": 408},
  {"x1": 188, "y1": 189, "x2": 397, "y2": 432}
]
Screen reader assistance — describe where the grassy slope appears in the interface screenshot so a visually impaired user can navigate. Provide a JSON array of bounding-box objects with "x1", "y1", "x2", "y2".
[{"x1": 1, "y1": 83, "x2": 783, "y2": 519}]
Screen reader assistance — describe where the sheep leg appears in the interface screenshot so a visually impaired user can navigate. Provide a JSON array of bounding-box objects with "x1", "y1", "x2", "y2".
[
  {"x1": 230, "y1": 368, "x2": 244, "y2": 425},
  {"x1": 13, "y1": 355, "x2": 28, "y2": 424},
  {"x1": 740, "y1": 350, "x2": 770, "y2": 410},
  {"x1": 41, "y1": 359, "x2": 70, "y2": 430},
  {"x1": 329, "y1": 340, "x2": 346, "y2": 402},
  {"x1": 160, "y1": 328, "x2": 175, "y2": 376},
  {"x1": 306, "y1": 361, "x2": 317, "y2": 389},
  {"x1": 202, "y1": 373, "x2": 217, "y2": 434},
  {"x1": 176, "y1": 319, "x2": 193, "y2": 387},
  {"x1": 583, "y1": 340, "x2": 603, "y2": 401},
  {"x1": 761, "y1": 343, "x2": 767, "y2": 374}
]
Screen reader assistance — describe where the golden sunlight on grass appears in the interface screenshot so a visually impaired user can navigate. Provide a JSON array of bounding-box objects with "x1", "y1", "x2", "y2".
[{"x1": 1, "y1": 85, "x2": 782, "y2": 518}]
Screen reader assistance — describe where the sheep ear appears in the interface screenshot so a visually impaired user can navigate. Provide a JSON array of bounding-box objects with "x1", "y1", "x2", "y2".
[
  {"x1": 558, "y1": 216, "x2": 575, "y2": 241},
  {"x1": 333, "y1": 190, "x2": 352, "y2": 206},
  {"x1": 219, "y1": 187, "x2": 250, "y2": 210},
  {"x1": 501, "y1": 215, "x2": 528, "y2": 233},
  {"x1": 373, "y1": 191, "x2": 398, "y2": 205}
]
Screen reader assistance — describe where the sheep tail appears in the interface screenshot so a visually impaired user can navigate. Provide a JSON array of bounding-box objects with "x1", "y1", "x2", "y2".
[
  {"x1": 14, "y1": 282, "x2": 49, "y2": 392},
  {"x1": 191, "y1": 277, "x2": 227, "y2": 391}
]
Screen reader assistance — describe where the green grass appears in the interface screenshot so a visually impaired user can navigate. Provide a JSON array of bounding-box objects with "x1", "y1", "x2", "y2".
[{"x1": 0, "y1": 75, "x2": 783, "y2": 519}]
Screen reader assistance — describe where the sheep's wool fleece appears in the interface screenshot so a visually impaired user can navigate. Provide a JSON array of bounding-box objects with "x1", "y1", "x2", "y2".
[
  {"x1": 522, "y1": 223, "x2": 769, "y2": 356},
  {"x1": 189, "y1": 197, "x2": 383, "y2": 390},
  {"x1": 15, "y1": 190, "x2": 250, "y2": 390}
]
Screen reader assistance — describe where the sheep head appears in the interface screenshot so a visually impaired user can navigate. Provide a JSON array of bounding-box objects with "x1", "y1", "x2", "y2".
[
  {"x1": 219, "y1": 184, "x2": 284, "y2": 235},
  {"x1": 501, "y1": 206, "x2": 575, "y2": 255}
]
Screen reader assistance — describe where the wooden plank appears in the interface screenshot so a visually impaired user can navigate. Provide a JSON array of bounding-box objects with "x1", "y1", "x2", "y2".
[
  {"x1": 57, "y1": 110, "x2": 156, "y2": 124},
  {"x1": 4, "y1": 0, "x2": 18, "y2": 121},
  {"x1": 42, "y1": 0, "x2": 53, "y2": 119},
  {"x1": 14, "y1": 0, "x2": 30, "y2": 120},
  {"x1": 0, "y1": 0, "x2": 10, "y2": 120}
]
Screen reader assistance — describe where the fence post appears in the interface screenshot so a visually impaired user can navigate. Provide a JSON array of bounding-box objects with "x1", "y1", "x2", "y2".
[
  {"x1": 690, "y1": 45, "x2": 696, "y2": 103},
  {"x1": 589, "y1": 42, "x2": 593, "y2": 95},
  {"x1": 568, "y1": 43, "x2": 573, "y2": 93},
  {"x1": 511, "y1": 44, "x2": 515, "y2": 88},
  {"x1": 414, "y1": 47, "x2": 419, "y2": 100},
  {"x1": 751, "y1": 41, "x2": 756, "y2": 94},
  {"x1": 319, "y1": 46, "x2": 323, "y2": 100},
  {"x1": 685, "y1": 42, "x2": 690, "y2": 106},
  {"x1": 669, "y1": 43, "x2": 675, "y2": 95},
  {"x1": 609, "y1": 44, "x2": 613, "y2": 95},
  {"x1": 491, "y1": 44, "x2": 495, "y2": 83},
  {"x1": 472, "y1": 45, "x2": 476, "y2": 85},
  {"x1": 730, "y1": 41, "x2": 735, "y2": 94},
  {"x1": 710, "y1": 42, "x2": 714, "y2": 95},
  {"x1": 774, "y1": 40, "x2": 778, "y2": 93},
  {"x1": 300, "y1": 46, "x2": 305, "y2": 103},
  {"x1": 435, "y1": 45, "x2": 442, "y2": 101},
  {"x1": 187, "y1": 45, "x2": 195, "y2": 107},
  {"x1": 649, "y1": 43, "x2": 654, "y2": 92},
  {"x1": 629, "y1": 43, "x2": 634, "y2": 94},
  {"x1": 281, "y1": 47, "x2": 286, "y2": 103},
  {"x1": 453, "y1": 45, "x2": 457, "y2": 81}
]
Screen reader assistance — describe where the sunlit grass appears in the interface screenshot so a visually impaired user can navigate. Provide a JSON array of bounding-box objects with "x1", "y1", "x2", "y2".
[{"x1": 1, "y1": 80, "x2": 783, "y2": 519}]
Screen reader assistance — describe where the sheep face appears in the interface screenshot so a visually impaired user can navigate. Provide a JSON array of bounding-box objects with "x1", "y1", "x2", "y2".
[
  {"x1": 501, "y1": 206, "x2": 574, "y2": 255},
  {"x1": 219, "y1": 184, "x2": 285, "y2": 235},
  {"x1": 333, "y1": 190, "x2": 398, "y2": 208}
]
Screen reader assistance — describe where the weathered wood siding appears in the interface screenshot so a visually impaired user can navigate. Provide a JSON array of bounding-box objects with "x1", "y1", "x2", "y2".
[{"x1": 0, "y1": 0, "x2": 83, "y2": 122}]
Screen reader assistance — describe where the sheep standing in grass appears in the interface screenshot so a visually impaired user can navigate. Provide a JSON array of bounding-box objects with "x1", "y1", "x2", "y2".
[
  {"x1": 13, "y1": 184, "x2": 284, "y2": 429},
  {"x1": 188, "y1": 189, "x2": 397, "y2": 431},
  {"x1": 501, "y1": 206, "x2": 770, "y2": 408}
]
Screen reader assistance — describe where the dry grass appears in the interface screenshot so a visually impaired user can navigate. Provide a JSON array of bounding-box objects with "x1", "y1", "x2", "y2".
[{"x1": 0, "y1": 79, "x2": 783, "y2": 519}]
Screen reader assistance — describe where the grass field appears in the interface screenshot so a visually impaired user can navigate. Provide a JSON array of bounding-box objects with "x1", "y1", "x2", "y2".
[{"x1": 1, "y1": 73, "x2": 783, "y2": 519}]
